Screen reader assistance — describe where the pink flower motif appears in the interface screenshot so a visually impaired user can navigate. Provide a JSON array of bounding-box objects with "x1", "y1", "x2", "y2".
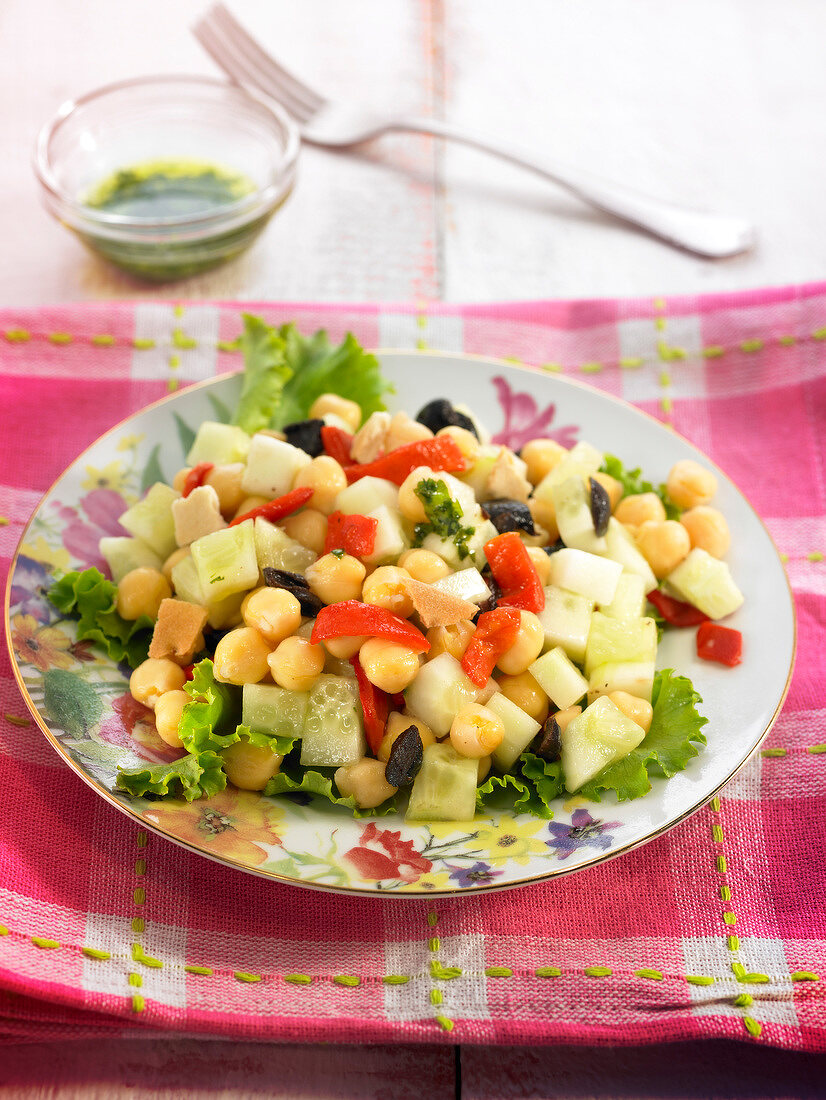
[
  {"x1": 490, "y1": 375, "x2": 580, "y2": 453},
  {"x1": 99, "y1": 693, "x2": 179, "y2": 762},
  {"x1": 59, "y1": 489, "x2": 128, "y2": 573},
  {"x1": 344, "y1": 822, "x2": 432, "y2": 883}
]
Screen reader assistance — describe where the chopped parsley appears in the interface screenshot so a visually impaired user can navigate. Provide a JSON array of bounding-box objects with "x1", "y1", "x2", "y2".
[
  {"x1": 330, "y1": 548, "x2": 345, "y2": 559},
  {"x1": 412, "y1": 478, "x2": 475, "y2": 561}
]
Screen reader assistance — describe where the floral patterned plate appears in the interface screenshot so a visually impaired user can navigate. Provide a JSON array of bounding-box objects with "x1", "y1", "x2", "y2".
[{"x1": 5, "y1": 352, "x2": 794, "y2": 895}]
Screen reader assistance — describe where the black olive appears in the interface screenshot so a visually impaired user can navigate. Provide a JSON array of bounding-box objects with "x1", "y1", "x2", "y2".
[
  {"x1": 384, "y1": 725, "x2": 424, "y2": 787},
  {"x1": 589, "y1": 478, "x2": 611, "y2": 537},
  {"x1": 533, "y1": 715, "x2": 562, "y2": 762},
  {"x1": 473, "y1": 567, "x2": 501, "y2": 621},
  {"x1": 542, "y1": 537, "x2": 566, "y2": 557},
  {"x1": 415, "y1": 398, "x2": 479, "y2": 438},
  {"x1": 283, "y1": 419, "x2": 325, "y2": 457},
  {"x1": 262, "y1": 566, "x2": 325, "y2": 617},
  {"x1": 482, "y1": 498, "x2": 536, "y2": 536}
]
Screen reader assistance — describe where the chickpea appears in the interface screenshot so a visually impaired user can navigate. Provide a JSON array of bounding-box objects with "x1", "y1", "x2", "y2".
[
  {"x1": 309, "y1": 393, "x2": 362, "y2": 433},
  {"x1": 161, "y1": 547, "x2": 190, "y2": 585},
  {"x1": 615, "y1": 492, "x2": 666, "y2": 528},
  {"x1": 680, "y1": 506, "x2": 731, "y2": 559},
  {"x1": 426, "y1": 619, "x2": 476, "y2": 662},
  {"x1": 305, "y1": 552, "x2": 366, "y2": 604},
  {"x1": 591, "y1": 472, "x2": 623, "y2": 513},
  {"x1": 521, "y1": 439, "x2": 568, "y2": 485},
  {"x1": 359, "y1": 638, "x2": 420, "y2": 694},
  {"x1": 475, "y1": 679, "x2": 501, "y2": 705},
  {"x1": 496, "y1": 611, "x2": 545, "y2": 676},
  {"x1": 436, "y1": 425, "x2": 480, "y2": 464},
  {"x1": 477, "y1": 756, "x2": 492, "y2": 782},
  {"x1": 293, "y1": 456, "x2": 347, "y2": 515},
  {"x1": 213, "y1": 627, "x2": 271, "y2": 685},
  {"x1": 222, "y1": 738, "x2": 282, "y2": 791},
  {"x1": 554, "y1": 705, "x2": 581, "y2": 734},
  {"x1": 497, "y1": 671, "x2": 549, "y2": 724},
  {"x1": 635, "y1": 520, "x2": 691, "y2": 579},
  {"x1": 334, "y1": 758, "x2": 398, "y2": 809},
  {"x1": 397, "y1": 548, "x2": 451, "y2": 584},
  {"x1": 153, "y1": 689, "x2": 190, "y2": 748},
  {"x1": 282, "y1": 509, "x2": 328, "y2": 556},
  {"x1": 525, "y1": 546, "x2": 552, "y2": 586},
  {"x1": 528, "y1": 497, "x2": 559, "y2": 542},
  {"x1": 378, "y1": 712, "x2": 436, "y2": 762},
  {"x1": 386, "y1": 411, "x2": 433, "y2": 451},
  {"x1": 243, "y1": 587, "x2": 302, "y2": 645},
  {"x1": 449, "y1": 703, "x2": 505, "y2": 759},
  {"x1": 204, "y1": 463, "x2": 246, "y2": 518},
  {"x1": 233, "y1": 495, "x2": 269, "y2": 521},
  {"x1": 268, "y1": 636, "x2": 325, "y2": 691},
  {"x1": 666, "y1": 459, "x2": 717, "y2": 510},
  {"x1": 608, "y1": 691, "x2": 653, "y2": 734},
  {"x1": 172, "y1": 467, "x2": 191, "y2": 494},
  {"x1": 323, "y1": 634, "x2": 368, "y2": 659},
  {"x1": 362, "y1": 566, "x2": 415, "y2": 618},
  {"x1": 117, "y1": 568, "x2": 172, "y2": 621},
  {"x1": 130, "y1": 658, "x2": 186, "y2": 709},
  {"x1": 397, "y1": 465, "x2": 433, "y2": 523}
]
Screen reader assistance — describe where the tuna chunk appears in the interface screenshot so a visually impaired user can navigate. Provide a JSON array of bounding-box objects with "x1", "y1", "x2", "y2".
[{"x1": 148, "y1": 599, "x2": 209, "y2": 664}]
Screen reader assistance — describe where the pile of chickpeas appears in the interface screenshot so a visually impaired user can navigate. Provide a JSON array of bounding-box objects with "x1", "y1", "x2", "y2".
[{"x1": 114, "y1": 396, "x2": 731, "y2": 809}]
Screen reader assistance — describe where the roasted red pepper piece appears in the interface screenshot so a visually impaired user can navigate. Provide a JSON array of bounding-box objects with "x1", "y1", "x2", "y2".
[
  {"x1": 311, "y1": 601, "x2": 430, "y2": 653},
  {"x1": 461, "y1": 607, "x2": 522, "y2": 687},
  {"x1": 350, "y1": 654, "x2": 390, "y2": 754},
  {"x1": 321, "y1": 424, "x2": 354, "y2": 466},
  {"x1": 696, "y1": 621, "x2": 743, "y2": 666},
  {"x1": 647, "y1": 588, "x2": 709, "y2": 628},
  {"x1": 483, "y1": 532, "x2": 545, "y2": 613},
  {"x1": 343, "y1": 435, "x2": 466, "y2": 485},
  {"x1": 182, "y1": 462, "x2": 214, "y2": 498},
  {"x1": 228, "y1": 486, "x2": 314, "y2": 527},
  {"x1": 324, "y1": 511, "x2": 378, "y2": 558}
]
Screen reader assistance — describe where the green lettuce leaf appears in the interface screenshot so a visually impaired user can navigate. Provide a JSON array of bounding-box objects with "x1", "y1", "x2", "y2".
[
  {"x1": 476, "y1": 754, "x2": 562, "y2": 819},
  {"x1": 116, "y1": 750, "x2": 227, "y2": 802},
  {"x1": 178, "y1": 659, "x2": 241, "y2": 753},
  {"x1": 264, "y1": 761, "x2": 401, "y2": 817},
  {"x1": 232, "y1": 314, "x2": 292, "y2": 434},
  {"x1": 49, "y1": 568, "x2": 154, "y2": 669},
  {"x1": 241, "y1": 723, "x2": 298, "y2": 757},
  {"x1": 600, "y1": 454, "x2": 680, "y2": 519},
  {"x1": 579, "y1": 669, "x2": 708, "y2": 802}
]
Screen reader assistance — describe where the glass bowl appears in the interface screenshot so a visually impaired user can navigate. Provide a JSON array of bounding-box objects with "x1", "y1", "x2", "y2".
[{"x1": 34, "y1": 75, "x2": 300, "y2": 282}]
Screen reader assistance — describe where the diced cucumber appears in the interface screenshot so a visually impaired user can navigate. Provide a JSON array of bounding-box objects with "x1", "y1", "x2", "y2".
[
  {"x1": 537, "y1": 585, "x2": 594, "y2": 664},
  {"x1": 584, "y1": 612, "x2": 657, "y2": 677},
  {"x1": 550, "y1": 547, "x2": 622, "y2": 606},
  {"x1": 169, "y1": 554, "x2": 245, "y2": 629},
  {"x1": 532, "y1": 440, "x2": 604, "y2": 499},
  {"x1": 470, "y1": 518, "x2": 499, "y2": 569},
  {"x1": 99, "y1": 536, "x2": 163, "y2": 583},
  {"x1": 254, "y1": 517, "x2": 317, "y2": 572},
  {"x1": 423, "y1": 517, "x2": 496, "y2": 572},
  {"x1": 432, "y1": 567, "x2": 491, "y2": 605},
  {"x1": 599, "y1": 572, "x2": 647, "y2": 620},
  {"x1": 404, "y1": 652, "x2": 478, "y2": 736},
  {"x1": 596, "y1": 518, "x2": 657, "y2": 592},
  {"x1": 242, "y1": 683, "x2": 309, "y2": 741},
  {"x1": 300, "y1": 675, "x2": 365, "y2": 766},
  {"x1": 551, "y1": 477, "x2": 607, "y2": 554},
  {"x1": 334, "y1": 476, "x2": 399, "y2": 516},
  {"x1": 529, "y1": 647, "x2": 589, "y2": 710},
  {"x1": 664, "y1": 548, "x2": 744, "y2": 620},
  {"x1": 405, "y1": 743, "x2": 478, "y2": 822},
  {"x1": 587, "y1": 660, "x2": 655, "y2": 703},
  {"x1": 486, "y1": 692, "x2": 542, "y2": 771},
  {"x1": 458, "y1": 444, "x2": 501, "y2": 498},
  {"x1": 190, "y1": 519, "x2": 259, "y2": 603},
  {"x1": 561, "y1": 696, "x2": 647, "y2": 792},
  {"x1": 241, "y1": 434, "x2": 311, "y2": 498},
  {"x1": 364, "y1": 505, "x2": 408, "y2": 565},
  {"x1": 186, "y1": 421, "x2": 251, "y2": 466},
  {"x1": 119, "y1": 483, "x2": 180, "y2": 559}
]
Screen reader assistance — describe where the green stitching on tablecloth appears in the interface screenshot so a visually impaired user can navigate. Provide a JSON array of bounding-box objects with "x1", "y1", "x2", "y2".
[
  {"x1": 720, "y1": 886, "x2": 732, "y2": 901},
  {"x1": 428, "y1": 936, "x2": 440, "y2": 952},
  {"x1": 620, "y1": 357, "x2": 644, "y2": 369},
  {"x1": 430, "y1": 988, "x2": 443, "y2": 1005},
  {"x1": 779, "y1": 335, "x2": 796, "y2": 346},
  {"x1": 48, "y1": 333, "x2": 73, "y2": 345},
  {"x1": 808, "y1": 744, "x2": 826, "y2": 754},
  {"x1": 723, "y1": 912, "x2": 737, "y2": 926},
  {"x1": 427, "y1": 907, "x2": 455, "y2": 1034},
  {"x1": 91, "y1": 335, "x2": 116, "y2": 347},
  {"x1": 734, "y1": 994, "x2": 753, "y2": 1007},
  {"x1": 383, "y1": 975, "x2": 410, "y2": 985},
  {"x1": 234, "y1": 972, "x2": 262, "y2": 983},
  {"x1": 82, "y1": 947, "x2": 111, "y2": 960},
  {"x1": 284, "y1": 974, "x2": 312, "y2": 985},
  {"x1": 185, "y1": 966, "x2": 213, "y2": 976},
  {"x1": 652, "y1": 301, "x2": 674, "y2": 420},
  {"x1": 426, "y1": 911, "x2": 438, "y2": 928},
  {"x1": 744, "y1": 1017, "x2": 763, "y2": 1037},
  {"x1": 761, "y1": 748, "x2": 787, "y2": 757},
  {"x1": 431, "y1": 961, "x2": 462, "y2": 980},
  {"x1": 0, "y1": 518, "x2": 9, "y2": 527},
  {"x1": 133, "y1": 888, "x2": 146, "y2": 904},
  {"x1": 808, "y1": 551, "x2": 824, "y2": 562},
  {"x1": 130, "y1": 830, "x2": 150, "y2": 1013},
  {"x1": 135, "y1": 859, "x2": 146, "y2": 876},
  {"x1": 792, "y1": 971, "x2": 820, "y2": 981},
  {"x1": 132, "y1": 918, "x2": 145, "y2": 933},
  {"x1": 740, "y1": 339, "x2": 764, "y2": 352},
  {"x1": 583, "y1": 966, "x2": 613, "y2": 977},
  {"x1": 4, "y1": 713, "x2": 30, "y2": 727},
  {"x1": 333, "y1": 975, "x2": 360, "y2": 987},
  {"x1": 31, "y1": 937, "x2": 59, "y2": 949},
  {"x1": 541, "y1": 362, "x2": 563, "y2": 373},
  {"x1": 703, "y1": 345, "x2": 725, "y2": 359},
  {"x1": 131, "y1": 995, "x2": 145, "y2": 1013},
  {"x1": 132, "y1": 943, "x2": 163, "y2": 969},
  {"x1": 686, "y1": 975, "x2": 715, "y2": 985},
  {"x1": 535, "y1": 967, "x2": 561, "y2": 978},
  {"x1": 129, "y1": 973, "x2": 142, "y2": 988},
  {"x1": 3, "y1": 329, "x2": 30, "y2": 342},
  {"x1": 435, "y1": 1015, "x2": 454, "y2": 1032},
  {"x1": 172, "y1": 328, "x2": 197, "y2": 350},
  {"x1": 580, "y1": 362, "x2": 603, "y2": 374},
  {"x1": 635, "y1": 969, "x2": 664, "y2": 980},
  {"x1": 485, "y1": 967, "x2": 513, "y2": 978},
  {"x1": 133, "y1": 337, "x2": 156, "y2": 350},
  {"x1": 812, "y1": 327, "x2": 826, "y2": 340},
  {"x1": 728, "y1": 935, "x2": 741, "y2": 951}
]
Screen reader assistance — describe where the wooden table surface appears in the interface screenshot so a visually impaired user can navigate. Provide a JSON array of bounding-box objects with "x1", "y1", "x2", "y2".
[{"x1": 3, "y1": 1, "x2": 826, "y2": 1094}]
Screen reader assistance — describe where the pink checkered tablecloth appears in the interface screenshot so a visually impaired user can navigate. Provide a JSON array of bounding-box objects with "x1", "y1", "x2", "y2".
[{"x1": 0, "y1": 287, "x2": 824, "y2": 1049}]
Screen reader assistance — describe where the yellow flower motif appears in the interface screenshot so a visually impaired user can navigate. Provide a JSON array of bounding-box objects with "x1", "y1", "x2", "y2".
[
  {"x1": 399, "y1": 869, "x2": 453, "y2": 892},
  {"x1": 21, "y1": 536, "x2": 71, "y2": 573},
  {"x1": 472, "y1": 817, "x2": 548, "y2": 865},
  {"x1": 116, "y1": 433, "x2": 145, "y2": 453},
  {"x1": 11, "y1": 614, "x2": 74, "y2": 672},
  {"x1": 81, "y1": 460, "x2": 128, "y2": 493}
]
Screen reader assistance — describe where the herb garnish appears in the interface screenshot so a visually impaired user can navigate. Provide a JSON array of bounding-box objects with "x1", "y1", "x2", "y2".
[{"x1": 413, "y1": 478, "x2": 475, "y2": 560}]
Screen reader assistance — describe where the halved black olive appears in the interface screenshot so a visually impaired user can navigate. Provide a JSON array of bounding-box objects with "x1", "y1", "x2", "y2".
[
  {"x1": 384, "y1": 725, "x2": 424, "y2": 787},
  {"x1": 262, "y1": 566, "x2": 324, "y2": 617},
  {"x1": 543, "y1": 537, "x2": 566, "y2": 557},
  {"x1": 482, "y1": 498, "x2": 536, "y2": 536},
  {"x1": 472, "y1": 567, "x2": 501, "y2": 621},
  {"x1": 284, "y1": 419, "x2": 325, "y2": 457},
  {"x1": 415, "y1": 398, "x2": 479, "y2": 439},
  {"x1": 533, "y1": 715, "x2": 562, "y2": 762},
  {"x1": 589, "y1": 477, "x2": 611, "y2": 537}
]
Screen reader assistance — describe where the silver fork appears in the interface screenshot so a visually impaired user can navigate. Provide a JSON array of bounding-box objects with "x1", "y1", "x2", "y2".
[{"x1": 194, "y1": 4, "x2": 754, "y2": 259}]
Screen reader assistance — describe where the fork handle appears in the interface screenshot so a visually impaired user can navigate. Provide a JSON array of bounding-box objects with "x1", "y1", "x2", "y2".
[{"x1": 390, "y1": 115, "x2": 754, "y2": 258}]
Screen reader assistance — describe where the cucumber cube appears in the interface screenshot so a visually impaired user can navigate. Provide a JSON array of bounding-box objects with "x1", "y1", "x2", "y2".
[
  {"x1": 99, "y1": 536, "x2": 162, "y2": 583},
  {"x1": 532, "y1": 440, "x2": 603, "y2": 499},
  {"x1": 364, "y1": 505, "x2": 408, "y2": 565},
  {"x1": 529, "y1": 647, "x2": 589, "y2": 710},
  {"x1": 550, "y1": 547, "x2": 622, "y2": 606},
  {"x1": 584, "y1": 612, "x2": 657, "y2": 677},
  {"x1": 186, "y1": 421, "x2": 251, "y2": 466},
  {"x1": 334, "y1": 476, "x2": 399, "y2": 516},
  {"x1": 486, "y1": 692, "x2": 542, "y2": 772},
  {"x1": 537, "y1": 585, "x2": 594, "y2": 664},
  {"x1": 241, "y1": 434, "x2": 311, "y2": 499},
  {"x1": 599, "y1": 572, "x2": 647, "y2": 620},
  {"x1": 561, "y1": 696, "x2": 647, "y2": 792},
  {"x1": 596, "y1": 519, "x2": 657, "y2": 592},
  {"x1": 169, "y1": 554, "x2": 245, "y2": 629},
  {"x1": 457, "y1": 445, "x2": 500, "y2": 498},
  {"x1": 242, "y1": 683, "x2": 308, "y2": 742},
  {"x1": 432, "y1": 567, "x2": 491, "y2": 605},
  {"x1": 588, "y1": 660, "x2": 656, "y2": 703},
  {"x1": 300, "y1": 675, "x2": 365, "y2": 766},
  {"x1": 551, "y1": 476, "x2": 607, "y2": 554},
  {"x1": 254, "y1": 518, "x2": 317, "y2": 572},
  {"x1": 405, "y1": 743, "x2": 478, "y2": 822},
  {"x1": 664, "y1": 548, "x2": 744, "y2": 620},
  {"x1": 404, "y1": 652, "x2": 478, "y2": 736},
  {"x1": 191, "y1": 519, "x2": 259, "y2": 603},
  {"x1": 119, "y1": 483, "x2": 180, "y2": 559}
]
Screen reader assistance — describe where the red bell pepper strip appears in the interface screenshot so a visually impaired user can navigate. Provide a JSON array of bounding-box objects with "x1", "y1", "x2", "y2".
[
  {"x1": 460, "y1": 607, "x2": 522, "y2": 688},
  {"x1": 182, "y1": 462, "x2": 214, "y2": 498},
  {"x1": 324, "y1": 511, "x2": 378, "y2": 558},
  {"x1": 483, "y1": 532, "x2": 545, "y2": 614},
  {"x1": 696, "y1": 621, "x2": 743, "y2": 666},
  {"x1": 311, "y1": 601, "x2": 430, "y2": 653},
  {"x1": 321, "y1": 425, "x2": 354, "y2": 466},
  {"x1": 350, "y1": 654, "x2": 390, "y2": 755},
  {"x1": 228, "y1": 486, "x2": 313, "y2": 527},
  {"x1": 343, "y1": 435, "x2": 466, "y2": 485},
  {"x1": 647, "y1": 588, "x2": 709, "y2": 628}
]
